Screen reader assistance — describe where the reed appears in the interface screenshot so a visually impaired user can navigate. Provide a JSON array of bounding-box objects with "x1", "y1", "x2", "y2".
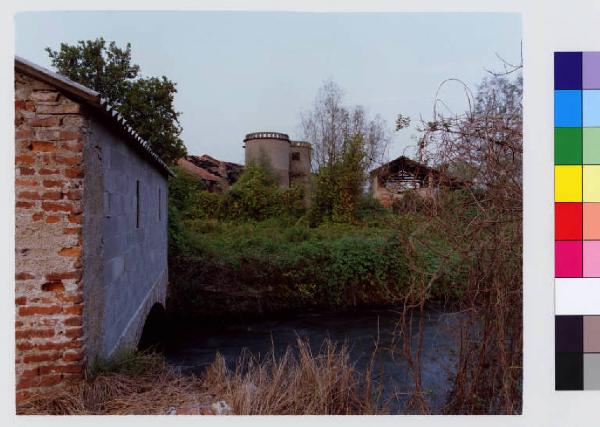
[{"x1": 17, "y1": 339, "x2": 385, "y2": 415}]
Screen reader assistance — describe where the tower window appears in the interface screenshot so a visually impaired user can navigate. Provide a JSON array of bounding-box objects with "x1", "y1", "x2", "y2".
[
  {"x1": 291, "y1": 152, "x2": 300, "y2": 161},
  {"x1": 136, "y1": 180, "x2": 140, "y2": 228}
]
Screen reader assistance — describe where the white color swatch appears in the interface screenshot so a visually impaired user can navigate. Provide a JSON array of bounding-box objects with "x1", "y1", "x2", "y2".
[{"x1": 556, "y1": 278, "x2": 600, "y2": 315}]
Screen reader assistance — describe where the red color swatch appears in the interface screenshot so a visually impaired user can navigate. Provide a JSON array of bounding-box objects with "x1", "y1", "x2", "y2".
[{"x1": 556, "y1": 202, "x2": 583, "y2": 240}]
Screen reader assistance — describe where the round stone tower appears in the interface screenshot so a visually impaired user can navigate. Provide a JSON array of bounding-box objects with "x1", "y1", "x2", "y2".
[
  {"x1": 289, "y1": 140, "x2": 312, "y2": 207},
  {"x1": 244, "y1": 132, "x2": 291, "y2": 187},
  {"x1": 289, "y1": 140, "x2": 312, "y2": 187}
]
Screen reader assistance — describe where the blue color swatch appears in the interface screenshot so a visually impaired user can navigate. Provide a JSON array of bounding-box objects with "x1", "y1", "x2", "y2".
[
  {"x1": 583, "y1": 91, "x2": 600, "y2": 126},
  {"x1": 555, "y1": 90, "x2": 583, "y2": 127}
]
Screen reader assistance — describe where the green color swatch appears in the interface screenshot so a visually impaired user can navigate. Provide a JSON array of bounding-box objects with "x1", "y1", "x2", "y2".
[
  {"x1": 584, "y1": 128, "x2": 600, "y2": 164},
  {"x1": 555, "y1": 127, "x2": 583, "y2": 164}
]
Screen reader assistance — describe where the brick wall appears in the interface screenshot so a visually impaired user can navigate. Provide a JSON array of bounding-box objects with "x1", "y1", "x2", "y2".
[{"x1": 15, "y1": 71, "x2": 87, "y2": 402}]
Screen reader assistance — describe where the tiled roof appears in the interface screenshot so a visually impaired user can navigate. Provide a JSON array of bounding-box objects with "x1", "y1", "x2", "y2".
[
  {"x1": 15, "y1": 56, "x2": 174, "y2": 177},
  {"x1": 177, "y1": 158, "x2": 221, "y2": 182}
]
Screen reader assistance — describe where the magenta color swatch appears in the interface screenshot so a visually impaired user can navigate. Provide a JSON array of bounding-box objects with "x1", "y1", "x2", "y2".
[
  {"x1": 584, "y1": 241, "x2": 600, "y2": 277},
  {"x1": 556, "y1": 241, "x2": 583, "y2": 277},
  {"x1": 583, "y1": 52, "x2": 600, "y2": 89}
]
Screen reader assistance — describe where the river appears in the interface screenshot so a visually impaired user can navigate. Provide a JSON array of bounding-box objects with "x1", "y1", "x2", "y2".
[{"x1": 164, "y1": 306, "x2": 464, "y2": 414}]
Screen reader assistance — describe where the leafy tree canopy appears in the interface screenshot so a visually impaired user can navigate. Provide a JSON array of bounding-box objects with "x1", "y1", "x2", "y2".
[{"x1": 46, "y1": 37, "x2": 187, "y2": 164}]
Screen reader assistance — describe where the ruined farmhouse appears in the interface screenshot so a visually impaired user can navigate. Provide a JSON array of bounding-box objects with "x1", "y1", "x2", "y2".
[
  {"x1": 370, "y1": 155, "x2": 465, "y2": 208},
  {"x1": 177, "y1": 154, "x2": 243, "y2": 193},
  {"x1": 14, "y1": 57, "x2": 172, "y2": 401}
]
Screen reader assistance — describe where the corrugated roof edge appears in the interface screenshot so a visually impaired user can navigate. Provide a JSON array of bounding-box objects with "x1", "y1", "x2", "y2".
[{"x1": 14, "y1": 56, "x2": 175, "y2": 177}]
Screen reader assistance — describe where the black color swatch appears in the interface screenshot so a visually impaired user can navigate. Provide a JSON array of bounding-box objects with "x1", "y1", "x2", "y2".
[
  {"x1": 555, "y1": 315, "x2": 583, "y2": 352},
  {"x1": 556, "y1": 352, "x2": 584, "y2": 390}
]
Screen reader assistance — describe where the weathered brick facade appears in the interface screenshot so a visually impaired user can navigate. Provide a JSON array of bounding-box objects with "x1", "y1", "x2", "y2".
[{"x1": 15, "y1": 71, "x2": 87, "y2": 402}]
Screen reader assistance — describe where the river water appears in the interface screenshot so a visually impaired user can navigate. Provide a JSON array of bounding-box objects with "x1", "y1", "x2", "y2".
[{"x1": 164, "y1": 306, "x2": 463, "y2": 414}]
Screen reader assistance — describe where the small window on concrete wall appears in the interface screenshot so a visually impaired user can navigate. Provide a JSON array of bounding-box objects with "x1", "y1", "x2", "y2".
[
  {"x1": 158, "y1": 188, "x2": 162, "y2": 221},
  {"x1": 136, "y1": 180, "x2": 140, "y2": 228}
]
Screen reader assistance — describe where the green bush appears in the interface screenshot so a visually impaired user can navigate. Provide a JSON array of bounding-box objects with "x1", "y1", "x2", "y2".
[
  {"x1": 168, "y1": 166, "x2": 206, "y2": 214},
  {"x1": 222, "y1": 164, "x2": 283, "y2": 220},
  {"x1": 168, "y1": 219, "x2": 417, "y2": 317},
  {"x1": 167, "y1": 166, "x2": 205, "y2": 252},
  {"x1": 167, "y1": 160, "x2": 473, "y2": 318},
  {"x1": 169, "y1": 164, "x2": 305, "y2": 226},
  {"x1": 309, "y1": 135, "x2": 367, "y2": 225},
  {"x1": 194, "y1": 191, "x2": 223, "y2": 219}
]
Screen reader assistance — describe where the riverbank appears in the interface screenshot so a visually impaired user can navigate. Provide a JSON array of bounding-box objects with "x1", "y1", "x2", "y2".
[
  {"x1": 168, "y1": 215, "x2": 467, "y2": 319},
  {"x1": 17, "y1": 339, "x2": 385, "y2": 415},
  {"x1": 164, "y1": 305, "x2": 463, "y2": 413},
  {"x1": 143, "y1": 153, "x2": 521, "y2": 415}
]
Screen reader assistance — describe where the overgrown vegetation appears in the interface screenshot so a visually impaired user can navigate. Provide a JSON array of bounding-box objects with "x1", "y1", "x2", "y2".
[
  {"x1": 309, "y1": 134, "x2": 369, "y2": 224},
  {"x1": 18, "y1": 341, "x2": 384, "y2": 415},
  {"x1": 167, "y1": 161, "x2": 473, "y2": 318},
  {"x1": 166, "y1": 69, "x2": 523, "y2": 415},
  {"x1": 394, "y1": 69, "x2": 523, "y2": 414}
]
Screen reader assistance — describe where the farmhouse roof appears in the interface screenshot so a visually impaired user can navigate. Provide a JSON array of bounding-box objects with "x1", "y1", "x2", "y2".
[
  {"x1": 370, "y1": 156, "x2": 437, "y2": 178},
  {"x1": 177, "y1": 158, "x2": 222, "y2": 182},
  {"x1": 185, "y1": 155, "x2": 244, "y2": 185},
  {"x1": 15, "y1": 56, "x2": 174, "y2": 177}
]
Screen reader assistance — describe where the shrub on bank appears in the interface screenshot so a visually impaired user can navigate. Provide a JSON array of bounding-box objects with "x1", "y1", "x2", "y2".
[
  {"x1": 167, "y1": 165, "x2": 471, "y2": 317},
  {"x1": 167, "y1": 217, "x2": 466, "y2": 317},
  {"x1": 169, "y1": 164, "x2": 306, "y2": 223}
]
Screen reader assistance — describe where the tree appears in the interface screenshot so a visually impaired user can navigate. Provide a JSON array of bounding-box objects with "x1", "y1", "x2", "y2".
[
  {"x1": 402, "y1": 69, "x2": 523, "y2": 414},
  {"x1": 301, "y1": 80, "x2": 391, "y2": 223},
  {"x1": 118, "y1": 77, "x2": 187, "y2": 165},
  {"x1": 300, "y1": 80, "x2": 390, "y2": 171},
  {"x1": 419, "y1": 73, "x2": 523, "y2": 198},
  {"x1": 309, "y1": 134, "x2": 368, "y2": 224},
  {"x1": 46, "y1": 38, "x2": 187, "y2": 164}
]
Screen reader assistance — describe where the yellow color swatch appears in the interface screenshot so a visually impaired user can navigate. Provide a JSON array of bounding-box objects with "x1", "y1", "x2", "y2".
[
  {"x1": 555, "y1": 165, "x2": 582, "y2": 202},
  {"x1": 584, "y1": 165, "x2": 600, "y2": 202}
]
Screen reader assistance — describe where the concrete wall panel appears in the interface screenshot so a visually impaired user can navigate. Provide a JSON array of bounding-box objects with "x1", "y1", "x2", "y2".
[{"x1": 88, "y1": 116, "x2": 169, "y2": 358}]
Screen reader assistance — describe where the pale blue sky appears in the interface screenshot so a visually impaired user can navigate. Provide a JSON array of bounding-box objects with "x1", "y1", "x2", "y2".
[{"x1": 15, "y1": 11, "x2": 521, "y2": 164}]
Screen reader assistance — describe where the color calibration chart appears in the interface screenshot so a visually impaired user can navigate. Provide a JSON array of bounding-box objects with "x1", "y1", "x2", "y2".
[{"x1": 555, "y1": 52, "x2": 600, "y2": 390}]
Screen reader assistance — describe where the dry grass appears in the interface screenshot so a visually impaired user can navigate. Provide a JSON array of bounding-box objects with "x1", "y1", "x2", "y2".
[
  {"x1": 201, "y1": 338, "x2": 383, "y2": 415},
  {"x1": 17, "y1": 351, "x2": 200, "y2": 415},
  {"x1": 17, "y1": 339, "x2": 385, "y2": 415}
]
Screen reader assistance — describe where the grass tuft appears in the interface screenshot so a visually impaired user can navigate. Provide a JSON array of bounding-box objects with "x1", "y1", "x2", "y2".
[{"x1": 17, "y1": 339, "x2": 385, "y2": 415}]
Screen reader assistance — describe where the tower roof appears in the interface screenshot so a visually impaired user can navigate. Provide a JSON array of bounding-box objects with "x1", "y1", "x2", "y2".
[{"x1": 243, "y1": 131, "x2": 290, "y2": 142}]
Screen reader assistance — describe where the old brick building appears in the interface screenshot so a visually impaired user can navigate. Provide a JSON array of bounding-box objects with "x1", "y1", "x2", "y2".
[{"x1": 14, "y1": 57, "x2": 172, "y2": 402}]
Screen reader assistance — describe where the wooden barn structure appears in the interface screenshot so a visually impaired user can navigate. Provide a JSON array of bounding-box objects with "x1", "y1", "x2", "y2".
[{"x1": 369, "y1": 156, "x2": 465, "y2": 208}]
